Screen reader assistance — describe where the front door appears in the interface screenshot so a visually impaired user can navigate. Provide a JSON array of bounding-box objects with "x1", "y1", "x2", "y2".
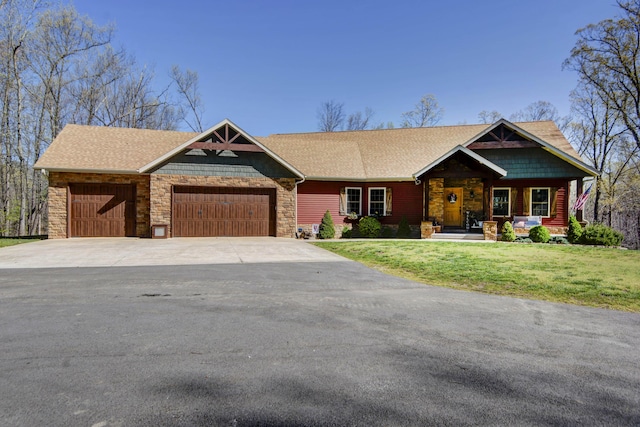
[{"x1": 443, "y1": 187, "x2": 463, "y2": 227}]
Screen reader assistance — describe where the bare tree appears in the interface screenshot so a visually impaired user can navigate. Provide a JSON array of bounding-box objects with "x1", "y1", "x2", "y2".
[
  {"x1": 509, "y1": 100, "x2": 571, "y2": 132},
  {"x1": 401, "y1": 93, "x2": 444, "y2": 128},
  {"x1": 477, "y1": 110, "x2": 502, "y2": 124},
  {"x1": 565, "y1": 0, "x2": 640, "y2": 151},
  {"x1": 317, "y1": 100, "x2": 345, "y2": 132},
  {"x1": 569, "y1": 84, "x2": 637, "y2": 225},
  {"x1": 345, "y1": 107, "x2": 374, "y2": 131},
  {"x1": 0, "y1": 2, "x2": 186, "y2": 236},
  {"x1": 170, "y1": 65, "x2": 205, "y2": 132}
]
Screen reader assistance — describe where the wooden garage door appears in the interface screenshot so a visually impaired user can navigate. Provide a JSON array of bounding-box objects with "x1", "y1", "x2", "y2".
[
  {"x1": 173, "y1": 186, "x2": 276, "y2": 237},
  {"x1": 69, "y1": 184, "x2": 136, "y2": 237}
]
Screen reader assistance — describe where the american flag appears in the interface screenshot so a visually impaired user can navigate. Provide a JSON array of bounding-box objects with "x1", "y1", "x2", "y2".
[{"x1": 573, "y1": 183, "x2": 593, "y2": 211}]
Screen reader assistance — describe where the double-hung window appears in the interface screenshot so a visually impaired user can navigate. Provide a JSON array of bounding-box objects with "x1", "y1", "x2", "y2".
[
  {"x1": 531, "y1": 188, "x2": 550, "y2": 217},
  {"x1": 492, "y1": 188, "x2": 510, "y2": 217},
  {"x1": 368, "y1": 188, "x2": 386, "y2": 216},
  {"x1": 346, "y1": 187, "x2": 362, "y2": 216}
]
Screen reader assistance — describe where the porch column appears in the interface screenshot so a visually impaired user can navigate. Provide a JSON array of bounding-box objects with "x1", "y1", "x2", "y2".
[{"x1": 576, "y1": 179, "x2": 583, "y2": 222}]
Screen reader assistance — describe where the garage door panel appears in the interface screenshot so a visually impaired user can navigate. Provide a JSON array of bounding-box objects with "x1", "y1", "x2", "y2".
[
  {"x1": 173, "y1": 186, "x2": 275, "y2": 237},
  {"x1": 69, "y1": 184, "x2": 136, "y2": 237}
]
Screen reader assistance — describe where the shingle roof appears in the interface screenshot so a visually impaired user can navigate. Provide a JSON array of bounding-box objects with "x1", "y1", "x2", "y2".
[
  {"x1": 257, "y1": 121, "x2": 587, "y2": 180},
  {"x1": 34, "y1": 124, "x2": 198, "y2": 173},
  {"x1": 35, "y1": 120, "x2": 590, "y2": 179}
]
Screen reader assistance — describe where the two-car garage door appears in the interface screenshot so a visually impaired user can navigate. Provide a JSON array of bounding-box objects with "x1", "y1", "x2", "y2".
[
  {"x1": 172, "y1": 186, "x2": 276, "y2": 237},
  {"x1": 69, "y1": 184, "x2": 276, "y2": 238}
]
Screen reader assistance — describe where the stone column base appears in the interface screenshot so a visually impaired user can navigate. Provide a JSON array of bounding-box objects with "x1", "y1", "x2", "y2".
[
  {"x1": 483, "y1": 221, "x2": 498, "y2": 241},
  {"x1": 421, "y1": 221, "x2": 434, "y2": 239}
]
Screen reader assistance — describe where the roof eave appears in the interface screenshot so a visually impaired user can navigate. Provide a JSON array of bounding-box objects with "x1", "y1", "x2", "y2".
[
  {"x1": 303, "y1": 176, "x2": 414, "y2": 182},
  {"x1": 34, "y1": 167, "x2": 141, "y2": 174}
]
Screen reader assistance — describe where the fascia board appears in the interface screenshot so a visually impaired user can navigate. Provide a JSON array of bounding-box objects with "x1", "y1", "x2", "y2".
[
  {"x1": 303, "y1": 176, "x2": 414, "y2": 182},
  {"x1": 34, "y1": 167, "x2": 140, "y2": 174}
]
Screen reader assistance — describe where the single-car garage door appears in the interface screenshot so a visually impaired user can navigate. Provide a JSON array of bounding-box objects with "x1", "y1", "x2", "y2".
[
  {"x1": 69, "y1": 183, "x2": 136, "y2": 237},
  {"x1": 172, "y1": 186, "x2": 276, "y2": 237}
]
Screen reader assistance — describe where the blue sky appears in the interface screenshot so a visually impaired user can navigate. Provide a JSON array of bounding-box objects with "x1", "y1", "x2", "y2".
[{"x1": 72, "y1": 0, "x2": 618, "y2": 136}]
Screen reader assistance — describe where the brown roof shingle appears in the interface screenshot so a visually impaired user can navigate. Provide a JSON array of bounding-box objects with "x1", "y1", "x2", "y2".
[
  {"x1": 35, "y1": 120, "x2": 587, "y2": 179},
  {"x1": 34, "y1": 124, "x2": 197, "y2": 172},
  {"x1": 257, "y1": 121, "x2": 585, "y2": 180}
]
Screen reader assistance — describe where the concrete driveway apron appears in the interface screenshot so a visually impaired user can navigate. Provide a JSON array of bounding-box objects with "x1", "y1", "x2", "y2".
[{"x1": 0, "y1": 237, "x2": 347, "y2": 268}]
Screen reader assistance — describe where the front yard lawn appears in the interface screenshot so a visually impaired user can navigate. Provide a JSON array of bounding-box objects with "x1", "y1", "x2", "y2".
[
  {"x1": 314, "y1": 241, "x2": 640, "y2": 312},
  {"x1": 0, "y1": 238, "x2": 36, "y2": 248}
]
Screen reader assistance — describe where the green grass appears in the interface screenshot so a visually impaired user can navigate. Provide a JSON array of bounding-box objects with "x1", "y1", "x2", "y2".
[
  {"x1": 0, "y1": 238, "x2": 37, "y2": 248},
  {"x1": 314, "y1": 241, "x2": 640, "y2": 312}
]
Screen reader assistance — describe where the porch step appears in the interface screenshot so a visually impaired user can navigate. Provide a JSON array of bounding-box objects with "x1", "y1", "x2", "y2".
[{"x1": 431, "y1": 232, "x2": 485, "y2": 241}]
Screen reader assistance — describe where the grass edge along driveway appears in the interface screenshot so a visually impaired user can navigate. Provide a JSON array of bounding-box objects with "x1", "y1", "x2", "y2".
[{"x1": 314, "y1": 240, "x2": 640, "y2": 313}]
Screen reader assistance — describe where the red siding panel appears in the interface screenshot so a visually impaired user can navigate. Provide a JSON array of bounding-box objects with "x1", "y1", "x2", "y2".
[
  {"x1": 297, "y1": 180, "x2": 424, "y2": 225},
  {"x1": 499, "y1": 179, "x2": 569, "y2": 226}
]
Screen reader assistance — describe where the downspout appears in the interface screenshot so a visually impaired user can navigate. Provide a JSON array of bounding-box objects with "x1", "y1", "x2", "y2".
[{"x1": 294, "y1": 175, "x2": 306, "y2": 238}]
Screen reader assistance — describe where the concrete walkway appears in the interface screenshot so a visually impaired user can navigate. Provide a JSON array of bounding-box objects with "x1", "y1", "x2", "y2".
[{"x1": 0, "y1": 237, "x2": 348, "y2": 268}]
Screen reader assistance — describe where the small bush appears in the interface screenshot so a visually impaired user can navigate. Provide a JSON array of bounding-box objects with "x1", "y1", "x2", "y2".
[
  {"x1": 341, "y1": 227, "x2": 352, "y2": 238},
  {"x1": 318, "y1": 210, "x2": 335, "y2": 239},
  {"x1": 396, "y1": 216, "x2": 411, "y2": 239},
  {"x1": 515, "y1": 236, "x2": 533, "y2": 244},
  {"x1": 580, "y1": 223, "x2": 624, "y2": 246},
  {"x1": 501, "y1": 221, "x2": 516, "y2": 242},
  {"x1": 358, "y1": 216, "x2": 381, "y2": 238},
  {"x1": 549, "y1": 236, "x2": 569, "y2": 245},
  {"x1": 529, "y1": 225, "x2": 551, "y2": 243},
  {"x1": 381, "y1": 227, "x2": 394, "y2": 238},
  {"x1": 567, "y1": 215, "x2": 583, "y2": 244}
]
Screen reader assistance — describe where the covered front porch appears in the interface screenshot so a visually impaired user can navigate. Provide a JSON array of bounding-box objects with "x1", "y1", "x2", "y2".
[{"x1": 414, "y1": 146, "x2": 505, "y2": 240}]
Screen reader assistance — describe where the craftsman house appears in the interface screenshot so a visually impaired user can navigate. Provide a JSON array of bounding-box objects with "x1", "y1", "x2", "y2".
[{"x1": 34, "y1": 118, "x2": 598, "y2": 239}]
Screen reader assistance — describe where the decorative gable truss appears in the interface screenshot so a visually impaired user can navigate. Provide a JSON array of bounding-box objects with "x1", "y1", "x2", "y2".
[
  {"x1": 187, "y1": 122, "x2": 265, "y2": 153},
  {"x1": 138, "y1": 118, "x2": 303, "y2": 178}
]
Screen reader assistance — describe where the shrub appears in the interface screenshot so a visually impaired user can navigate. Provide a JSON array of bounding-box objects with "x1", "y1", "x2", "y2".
[
  {"x1": 549, "y1": 236, "x2": 569, "y2": 245},
  {"x1": 318, "y1": 210, "x2": 335, "y2": 239},
  {"x1": 579, "y1": 223, "x2": 624, "y2": 246},
  {"x1": 567, "y1": 215, "x2": 583, "y2": 244},
  {"x1": 501, "y1": 221, "x2": 516, "y2": 242},
  {"x1": 529, "y1": 225, "x2": 551, "y2": 243},
  {"x1": 515, "y1": 236, "x2": 533, "y2": 243},
  {"x1": 396, "y1": 216, "x2": 411, "y2": 239},
  {"x1": 341, "y1": 227, "x2": 352, "y2": 238},
  {"x1": 381, "y1": 227, "x2": 394, "y2": 238},
  {"x1": 358, "y1": 216, "x2": 381, "y2": 238}
]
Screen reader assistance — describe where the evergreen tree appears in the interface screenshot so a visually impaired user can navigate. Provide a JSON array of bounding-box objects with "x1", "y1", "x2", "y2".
[{"x1": 318, "y1": 210, "x2": 335, "y2": 239}]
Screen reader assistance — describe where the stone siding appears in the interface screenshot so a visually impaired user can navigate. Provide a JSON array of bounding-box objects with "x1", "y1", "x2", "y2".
[
  {"x1": 427, "y1": 178, "x2": 444, "y2": 224},
  {"x1": 150, "y1": 174, "x2": 297, "y2": 238},
  {"x1": 46, "y1": 172, "x2": 151, "y2": 238}
]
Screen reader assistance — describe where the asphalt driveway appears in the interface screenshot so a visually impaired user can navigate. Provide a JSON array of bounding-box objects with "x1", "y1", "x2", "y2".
[{"x1": 0, "y1": 238, "x2": 639, "y2": 426}]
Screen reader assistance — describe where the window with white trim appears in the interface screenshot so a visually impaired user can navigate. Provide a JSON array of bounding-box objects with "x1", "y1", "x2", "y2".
[
  {"x1": 492, "y1": 188, "x2": 510, "y2": 217},
  {"x1": 346, "y1": 187, "x2": 362, "y2": 216},
  {"x1": 368, "y1": 188, "x2": 386, "y2": 216},
  {"x1": 531, "y1": 188, "x2": 550, "y2": 217}
]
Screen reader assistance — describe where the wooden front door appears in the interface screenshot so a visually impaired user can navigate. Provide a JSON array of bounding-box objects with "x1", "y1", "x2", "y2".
[{"x1": 443, "y1": 187, "x2": 463, "y2": 227}]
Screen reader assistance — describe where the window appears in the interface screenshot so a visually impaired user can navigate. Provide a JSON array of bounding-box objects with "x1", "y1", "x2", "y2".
[
  {"x1": 531, "y1": 188, "x2": 550, "y2": 217},
  {"x1": 368, "y1": 188, "x2": 386, "y2": 216},
  {"x1": 492, "y1": 188, "x2": 511, "y2": 217},
  {"x1": 346, "y1": 187, "x2": 362, "y2": 216}
]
